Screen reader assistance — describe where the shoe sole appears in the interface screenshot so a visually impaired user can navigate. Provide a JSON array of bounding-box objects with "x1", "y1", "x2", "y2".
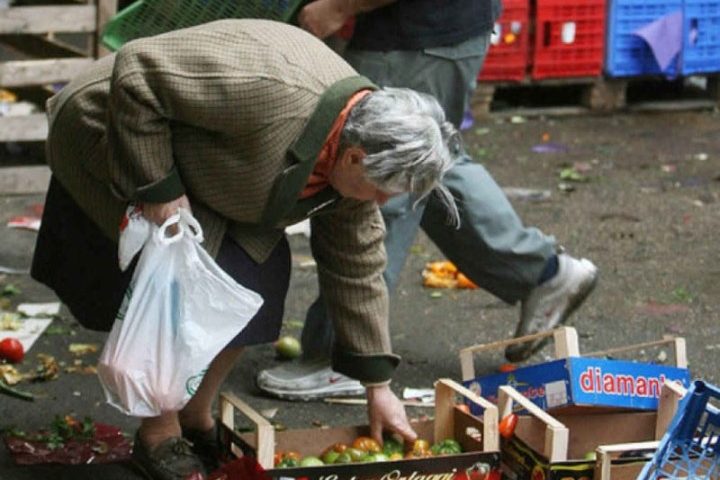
[
  {"x1": 258, "y1": 384, "x2": 366, "y2": 402},
  {"x1": 505, "y1": 269, "x2": 599, "y2": 363}
]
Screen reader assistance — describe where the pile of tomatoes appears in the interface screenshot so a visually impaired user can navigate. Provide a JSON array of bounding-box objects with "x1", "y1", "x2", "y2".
[{"x1": 274, "y1": 436, "x2": 464, "y2": 468}]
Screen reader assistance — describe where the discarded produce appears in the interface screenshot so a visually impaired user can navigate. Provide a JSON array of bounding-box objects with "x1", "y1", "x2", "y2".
[
  {"x1": 422, "y1": 261, "x2": 478, "y2": 289},
  {"x1": 498, "y1": 413, "x2": 518, "y2": 439},
  {"x1": 0, "y1": 378, "x2": 34, "y2": 401},
  {"x1": 274, "y1": 336, "x2": 301, "y2": 360},
  {"x1": 2, "y1": 415, "x2": 132, "y2": 465},
  {"x1": 0, "y1": 337, "x2": 24, "y2": 363}
]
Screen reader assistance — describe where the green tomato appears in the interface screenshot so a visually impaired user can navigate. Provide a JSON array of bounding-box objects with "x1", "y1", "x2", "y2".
[
  {"x1": 583, "y1": 451, "x2": 597, "y2": 461},
  {"x1": 277, "y1": 458, "x2": 300, "y2": 468},
  {"x1": 431, "y1": 439, "x2": 463, "y2": 455},
  {"x1": 322, "y1": 450, "x2": 340, "y2": 464},
  {"x1": 275, "y1": 336, "x2": 301, "y2": 359},
  {"x1": 366, "y1": 453, "x2": 390, "y2": 462},
  {"x1": 300, "y1": 456, "x2": 325, "y2": 466},
  {"x1": 382, "y1": 438, "x2": 404, "y2": 456},
  {"x1": 346, "y1": 447, "x2": 366, "y2": 462},
  {"x1": 334, "y1": 452, "x2": 353, "y2": 464}
]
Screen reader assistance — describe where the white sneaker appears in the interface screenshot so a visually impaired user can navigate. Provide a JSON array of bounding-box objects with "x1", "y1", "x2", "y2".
[
  {"x1": 505, "y1": 253, "x2": 598, "y2": 362},
  {"x1": 256, "y1": 359, "x2": 365, "y2": 401}
]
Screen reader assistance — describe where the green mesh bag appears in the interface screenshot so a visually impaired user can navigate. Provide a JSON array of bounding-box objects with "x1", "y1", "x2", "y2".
[{"x1": 102, "y1": 0, "x2": 308, "y2": 51}]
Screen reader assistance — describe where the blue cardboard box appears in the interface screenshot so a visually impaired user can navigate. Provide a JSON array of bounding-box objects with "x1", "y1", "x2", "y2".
[{"x1": 463, "y1": 356, "x2": 691, "y2": 412}]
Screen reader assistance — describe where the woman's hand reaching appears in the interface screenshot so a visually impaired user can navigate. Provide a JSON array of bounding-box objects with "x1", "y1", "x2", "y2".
[{"x1": 366, "y1": 384, "x2": 418, "y2": 446}]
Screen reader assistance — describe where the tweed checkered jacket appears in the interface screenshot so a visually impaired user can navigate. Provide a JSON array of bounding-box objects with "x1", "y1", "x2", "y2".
[{"x1": 44, "y1": 19, "x2": 399, "y2": 382}]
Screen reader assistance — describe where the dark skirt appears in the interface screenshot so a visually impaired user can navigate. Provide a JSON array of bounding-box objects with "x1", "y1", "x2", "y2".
[{"x1": 31, "y1": 176, "x2": 290, "y2": 347}]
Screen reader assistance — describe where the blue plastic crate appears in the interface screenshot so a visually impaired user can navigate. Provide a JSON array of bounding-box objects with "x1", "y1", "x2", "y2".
[
  {"x1": 682, "y1": 0, "x2": 720, "y2": 74},
  {"x1": 637, "y1": 380, "x2": 720, "y2": 479},
  {"x1": 606, "y1": 0, "x2": 683, "y2": 77}
]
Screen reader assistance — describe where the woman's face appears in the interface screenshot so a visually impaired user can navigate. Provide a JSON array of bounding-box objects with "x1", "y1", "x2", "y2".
[{"x1": 329, "y1": 147, "x2": 398, "y2": 205}]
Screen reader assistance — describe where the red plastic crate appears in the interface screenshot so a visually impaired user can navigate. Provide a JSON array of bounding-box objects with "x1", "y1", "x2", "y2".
[
  {"x1": 479, "y1": 0, "x2": 530, "y2": 81},
  {"x1": 531, "y1": 0, "x2": 607, "y2": 79}
]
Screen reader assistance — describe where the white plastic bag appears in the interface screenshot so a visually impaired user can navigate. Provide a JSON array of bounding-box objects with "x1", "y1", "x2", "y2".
[
  {"x1": 98, "y1": 209, "x2": 263, "y2": 417},
  {"x1": 117, "y1": 204, "x2": 150, "y2": 271}
]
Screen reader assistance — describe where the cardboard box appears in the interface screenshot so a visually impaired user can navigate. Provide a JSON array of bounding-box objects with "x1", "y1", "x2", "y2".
[
  {"x1": 496, "y1": 382, "x2": 685, "y2": 480},
  {"x1": 218, "y1": 379, "x2": 502, "y2": 480},
  {"x1": 460, "y1": 328, "x2": 691, "y2": 412}
]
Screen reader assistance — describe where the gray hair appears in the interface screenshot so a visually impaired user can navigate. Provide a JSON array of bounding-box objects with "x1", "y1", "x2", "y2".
[{"x1": 340, "y1": 87, "x2": 461, "y2": 227}]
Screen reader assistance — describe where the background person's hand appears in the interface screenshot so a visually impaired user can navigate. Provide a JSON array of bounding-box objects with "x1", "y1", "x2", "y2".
[
  {"x1": 298, "y1": 0, "x2": 352, "y2": 39},
  {"x1": 141, "y1": 194, "x2": 191, "y2": 226},
  {"x1": 366, "y1": 384, "x2": 417, "y2": 446}
]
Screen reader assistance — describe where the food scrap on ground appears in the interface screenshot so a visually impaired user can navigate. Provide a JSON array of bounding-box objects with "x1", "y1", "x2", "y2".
[
  {"x1": 68, "y1": 343, "x2": 99, "y2": 356},
  {"x1": 422, "y1": 261, "x2": 478, "y2": 289},
  {"x1": 2, "y1": 415, "x2": 132, "y2": 465}
]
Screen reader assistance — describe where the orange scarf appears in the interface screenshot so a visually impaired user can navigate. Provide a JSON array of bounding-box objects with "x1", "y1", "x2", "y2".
[{"x1": 300, "y1": 89, "x2": 372, "y2": 199}]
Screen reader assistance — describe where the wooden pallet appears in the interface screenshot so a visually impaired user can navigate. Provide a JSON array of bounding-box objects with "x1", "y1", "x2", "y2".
[
  {"x1": 472, "y1": 74, "x2": 720, "y2": 119},
  {"x1": 0, "y1": 0, "x2": 117, "y2": 143}
]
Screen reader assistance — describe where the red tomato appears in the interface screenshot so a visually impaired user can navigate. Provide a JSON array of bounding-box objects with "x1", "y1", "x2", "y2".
[
  {"x1": 0, "y1": 337, "x2": 24, "y2": 363},
  {"x1": 455, "y1": 403, "x2": 471, "y2": 414},
  {"x1": 351, "y1": 436, "x2": 381, "y2": 453},
  {"x1": 498, "y1": 413, "x2": 518, "y2": 439},
  {"x1": 284, "y1": 451, "x2": 302, "y2": 462},
  {"x1": 498, "y1": 363, "x2": 517, "y2": 373}
]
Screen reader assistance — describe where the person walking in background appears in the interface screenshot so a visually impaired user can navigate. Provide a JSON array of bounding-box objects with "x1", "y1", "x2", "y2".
[{"x1": 256, "y1": 0, "x2": 599, "y2": 401}]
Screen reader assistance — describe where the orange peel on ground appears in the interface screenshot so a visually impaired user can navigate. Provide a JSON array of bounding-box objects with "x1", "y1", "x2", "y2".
[{"x1": 422, "y1": 261, "x2": 478, "y2": 289}]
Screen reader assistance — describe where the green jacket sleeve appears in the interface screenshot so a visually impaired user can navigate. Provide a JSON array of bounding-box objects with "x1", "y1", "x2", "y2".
[{"x1": 310, "y1": 199, "x2": 400, "y2": 384}]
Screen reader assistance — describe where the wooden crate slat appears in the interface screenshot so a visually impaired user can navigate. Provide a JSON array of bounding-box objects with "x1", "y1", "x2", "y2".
[
  {"x1": 0, "y1": 6, "x2": 97, "y2": 35},
  {"x1": 0, "y1": 34, "x2": 88, "y2": 58},
  {"x1": 0, "y1": 114, "x2": 47, "y2": 142},
  {"x1": 0, "y1": 57, "x2": 94, "y2": 87}
]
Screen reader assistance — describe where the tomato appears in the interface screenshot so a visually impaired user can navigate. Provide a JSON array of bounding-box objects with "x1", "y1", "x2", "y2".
[
  {"x1": 284, "y1": 451, "x2": 302, "y2": 462},
  {"x1": 408, "y1": 439, "x2": 431, "y2": 457},
  {"x1": 345, "y1": 447, "x2": 366, "y2": 462},
  {"x1": 0, "y1": 337, "x2": 24, "y2": 364},
  {"x1": 498, "y1": 413, "x2": 518, "y2": 439},
  {"x1": 498, "y1": 363, "x2": 517, "y2": 373},
  {"x1": 430, "y1": 439, "x2": 463, "y2": 455},
  {"x1": 274, "y1": 452, "x2": 284, "y2": 466},
  {"x1": 334, "y1": 452, "x2": 353, "y2": 464},
  {"x1": 324, "y1": 442, "x2": 348, "y2": 454},
  {"x1": 274, "y1": 336, "x2": 301, "y2": 359},
  {"x1": 382, "y1": 437, "x2": 404, "y2": 456},
  {"x1": 352, "y1": 436, "x2": 381, "y2": 453},
  {"x1": 455, "y1": 403, "x2": 471, "y2": 414},
  {"x1": 321, "y1": 450, "x2": 340, "y2": 464}
]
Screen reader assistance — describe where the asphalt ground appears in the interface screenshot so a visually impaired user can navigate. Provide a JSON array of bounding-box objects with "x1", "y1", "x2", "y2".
[{"x1": 1, "y1": 109, "x2": 719, "y2": 479}]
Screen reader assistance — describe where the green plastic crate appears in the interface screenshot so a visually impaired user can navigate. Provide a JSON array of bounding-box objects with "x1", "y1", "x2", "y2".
[{"x1": 102, "y1": 0, "x2": 308, "y2": 51}]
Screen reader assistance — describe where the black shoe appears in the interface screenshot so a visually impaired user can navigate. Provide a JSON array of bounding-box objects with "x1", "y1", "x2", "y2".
[
  {"x1": 182, "y1": 421, "x2": 223, "y2": 472},
  {"x1": 132, "y1": 433, "x2": 207, "y2": 480}
]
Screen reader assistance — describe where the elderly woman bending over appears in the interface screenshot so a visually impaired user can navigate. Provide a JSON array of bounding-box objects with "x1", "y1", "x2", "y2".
[{"x1": 32, "y1": 19, "x2": 460, "y2": 480}]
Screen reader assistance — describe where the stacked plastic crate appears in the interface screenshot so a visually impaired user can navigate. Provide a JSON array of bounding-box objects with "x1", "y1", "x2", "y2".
[
  {"x1": 478, "y1": 0, "x2": 607, "y2": 82},
  {"x1": 606, "y1": 0, "x2": 720, "y2": 77},
  {"x1": 478, "y1": 0, "x2": 530, "y2": 81},
  {"x1": 531, "y1": 0, "x2": 607, "y2": 79},
  {"x1": 682, "y1": 0, "x2": 720, "y2": 75}
]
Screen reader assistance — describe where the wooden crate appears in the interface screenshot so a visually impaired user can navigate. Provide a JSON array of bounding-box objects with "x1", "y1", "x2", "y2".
[
  {"x1": 498, "y1": 381, "x2": 686, "y2": 480},
  {"x1": 218, "y1": 379, "x2": 502, "y2": 479},
  {"x1": 0, "y1": 0, "x2": 116, "y2": 143}
]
